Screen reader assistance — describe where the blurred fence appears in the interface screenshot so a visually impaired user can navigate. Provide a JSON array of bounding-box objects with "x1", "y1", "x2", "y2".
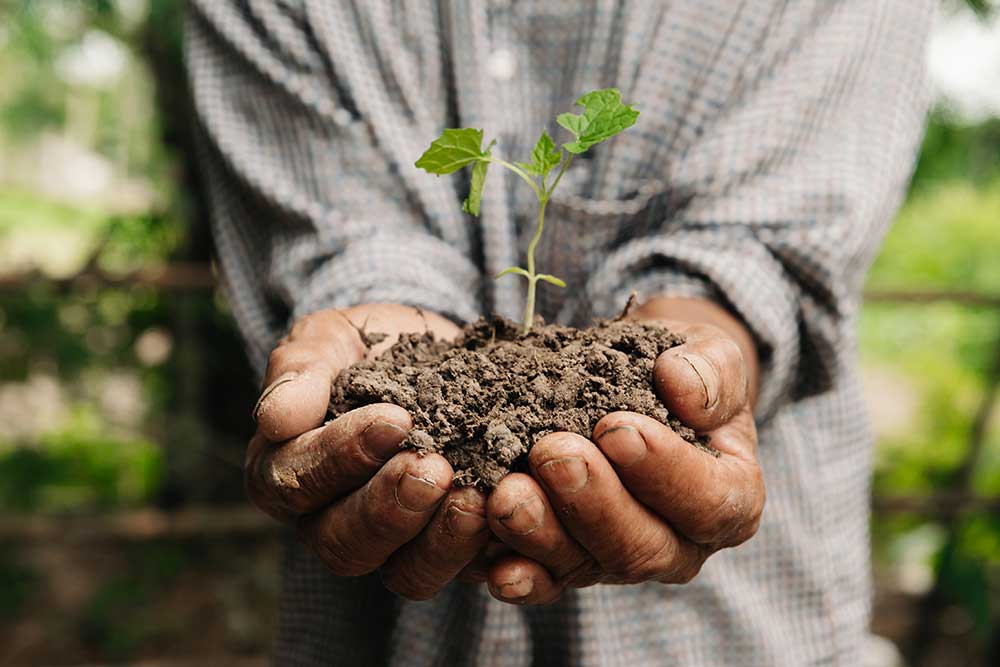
[{"x1": 1, "y1": 264, "x2": 998, "y2": 522}]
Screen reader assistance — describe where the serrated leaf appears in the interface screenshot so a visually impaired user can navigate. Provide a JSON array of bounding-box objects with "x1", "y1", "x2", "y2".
[
  {"x1": 556, "y1": 112, "x2": 586, "y2": 138},
  {"x1": 415, "y1": 128, "x2": 487, "y2": 174},
  {"x1": 536, "y1": 273, "x2": 567, "y2": 288},
  {"x1": 495, "y1": 266, "x2": 531, "y2": 280},
  {"x1": 556, "y1": 88, "x2": 639, "y2": 154},
  {"x1": 516, "y1": 161, "x2": 537, "y2": 174},
  {"x1": 517, "y1": 131, "x2": 563, "y2": 177}
]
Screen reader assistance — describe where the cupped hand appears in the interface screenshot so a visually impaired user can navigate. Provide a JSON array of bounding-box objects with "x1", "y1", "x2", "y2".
[
  {"x1": 246, "y1": 304, "x2": 491, "y2": 600},
  {"x1": 482, "y1": 308, "x2": 766, "y2": 604}
]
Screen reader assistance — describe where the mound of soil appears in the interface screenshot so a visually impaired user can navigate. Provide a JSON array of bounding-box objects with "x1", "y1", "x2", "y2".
[{"x1": 329, "y1": 316, "x2": 711, "y2": 489}]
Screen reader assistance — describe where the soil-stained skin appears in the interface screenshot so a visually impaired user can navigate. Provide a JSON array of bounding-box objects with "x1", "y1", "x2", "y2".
[{"x1": 330, "y1": 317, "x2": 710, "y2": 490}]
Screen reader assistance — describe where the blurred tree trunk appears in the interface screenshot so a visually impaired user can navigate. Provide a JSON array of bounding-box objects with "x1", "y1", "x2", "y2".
[{"x1": 136, "y1": 0, "x2": 254, "y2": 506}]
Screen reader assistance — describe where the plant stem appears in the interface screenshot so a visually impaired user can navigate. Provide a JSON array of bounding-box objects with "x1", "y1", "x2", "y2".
[
  {"x1": 521, "y1": 198, "x2": 547, "y2": 332},
  {"x1": 490, "y1": 154, "x2": 574, "y2": 334},
  {"x1": 485, "y1": 157, "x2": 541, "y2": 198}
]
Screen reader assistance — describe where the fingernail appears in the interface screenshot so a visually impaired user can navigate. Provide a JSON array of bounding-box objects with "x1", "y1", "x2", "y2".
[
  {"x1": 395, "y1": 473, "x2": 446, "y2": 512},
  {"x1": 498, "y1": 495, "x2": 545, "y2": 534},
  {"x1": 681, "y1": 353, "x2": 719, "y2": 409},
  {"x1": 362, "y1": 420, "x2": 408, "y2": 462},
  {"x1": 252, "y1": 371, "x2": 298, "y2": 421},
  {"x1": 537, "y1": 456, "x2": 589, "y2": 493},
  {"x1": 496, "y1": 578, "x2": 534, "y2": 600},
  {"x1": 446, "y1": 503, "x2": 487, "y2": 537},
  {"x1": 596, "y1": 425, "x2": 647, "y2": 467}
]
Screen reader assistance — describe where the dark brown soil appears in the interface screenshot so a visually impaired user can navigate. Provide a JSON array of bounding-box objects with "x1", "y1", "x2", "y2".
[{"x1": 329, "y1": 317, "x2": 711, "y2": 489}]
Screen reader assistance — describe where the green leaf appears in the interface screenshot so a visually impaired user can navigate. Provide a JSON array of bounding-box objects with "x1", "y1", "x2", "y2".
[
  {"x1": 556, "y1": 88, "x2": 639, "y2": 154},
  {"x1": 517, "y1": 131, "x2": 563, "y2": 177},
  {"x1": 462, "y1": 139, "x2": 496, "y2": 215},
  {"x1": 415, "y1": 128, "x2": 488, "y2": 174},
  {"x1": 536, "y1": 273, "x2": 567, "y2": 288},
  {"x1": 495, "y1": 266, "x2": 531, "y2": 280}
]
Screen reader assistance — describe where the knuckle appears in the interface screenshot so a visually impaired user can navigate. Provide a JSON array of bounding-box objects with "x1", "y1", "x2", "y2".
[
  {"x1": 605, "y1": 533, "x2": 678, "y2": 584},
  {"x1": 289, "y1": 310, "x2": 333, "y2": 339},
  {"x1": 380, "y1": 556, "x2": 443, "y2": 601},
  {"x1": 695, "y1": 474, "x2": 764, "y2": 547},
  {"x1": 559, "y1": 556, "x2": 604, "y2": 589},
  {"x1": 360, "y1": 480, "x2": 413, "y2": 542},
  {"x1": 244, "y1": 450, "x2": 293, "y2": 520},
  {"x1": 663, "y1": 551, "x2": 705, "y2": 584},
  {"x1": 266, "y1": 345, "x2": 292, "y2": 373},
  {"x1": 684, "y1": 322, "x2": 724, "y2": 341},
  {"x1": 313, "y1": 525, "x2": 376, "y2": 577},
  {"x1": 275, "y1": 484, "x2": 316, "y2": 517},
  {"x1": 249, "y1": 449, "x2": 315, "y2": 517}
]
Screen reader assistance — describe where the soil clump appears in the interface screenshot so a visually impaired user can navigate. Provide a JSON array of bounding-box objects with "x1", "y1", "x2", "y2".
[{"x1": 330, "y1": 317, "x2": 711, "y2": 489}]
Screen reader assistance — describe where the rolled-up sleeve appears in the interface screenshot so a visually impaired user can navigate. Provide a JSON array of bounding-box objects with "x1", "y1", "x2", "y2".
[
  {"x1": 587, "y1": 1, "x2": 930, "y2": 419},
  {"x1": 185, "y1": 0, "x2": 482, "y2": 371}
]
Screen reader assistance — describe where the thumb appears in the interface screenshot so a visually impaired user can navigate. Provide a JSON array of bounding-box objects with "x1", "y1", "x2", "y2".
[
  {"x1": 653, "y1": 326, "x2": 748, "y2": 433},
  {"x1": 253, "y1": 311, "x2": 367, "y2": 442}
]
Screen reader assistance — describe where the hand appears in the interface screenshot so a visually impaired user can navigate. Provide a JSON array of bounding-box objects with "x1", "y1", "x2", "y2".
[
  {"x1": 245, "y1": 304, "x2": 491, "y2": 600},
  {"x1": 480, "y1": 298, "x2": 766, "y2": 604}
]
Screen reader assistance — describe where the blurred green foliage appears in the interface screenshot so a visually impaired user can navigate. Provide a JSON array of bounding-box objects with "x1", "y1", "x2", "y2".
[
  {"x1": 863, "y1": 110, "x2": 1000, "y2": 652},
  {"x1": 0, "y1": 0, "x2": 251, "y2": 519},
  {"x1": 0, "y1": 408, "x2": 163, "y2": 512}
]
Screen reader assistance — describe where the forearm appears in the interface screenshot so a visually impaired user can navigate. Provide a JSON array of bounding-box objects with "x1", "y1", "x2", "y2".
[{"x1": 629, "y1": 296, "x2": 760, "y2": 409}]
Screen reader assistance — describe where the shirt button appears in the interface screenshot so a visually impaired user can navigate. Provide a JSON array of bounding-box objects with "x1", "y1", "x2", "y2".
[{"x1": 486, "y1": 49, "x2": 517, "y2": 80}]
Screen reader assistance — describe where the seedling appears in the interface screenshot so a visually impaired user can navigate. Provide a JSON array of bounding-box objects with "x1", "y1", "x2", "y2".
[{"x1": 415, "y1": 88, "x2": 639, "y2": 333}]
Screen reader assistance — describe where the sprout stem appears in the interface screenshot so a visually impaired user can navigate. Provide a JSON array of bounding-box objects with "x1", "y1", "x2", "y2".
[
  {"x1": 521, "y1": 200, "x2": 547, "y2": 332},
  {"x1": 485, "y1": 157, "x2": 541, "y2": 198},
  {"x1": 490, "y1": 154, "x2": 575, "y2": 334}
]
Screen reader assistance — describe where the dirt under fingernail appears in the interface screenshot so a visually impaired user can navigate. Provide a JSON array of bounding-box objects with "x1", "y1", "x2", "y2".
[
  {"x1": 395, "y1": 473, "x2": 445, "y2": 512},
  {"x1": 361, "y1": 420, "x2": 408, "y2": 462},
  {"x1": 498, "y1": 495, "x2": 545, "y2": 534},
  {"x1": 330, "y1": 316, "x2": 715, "y2": 490}
]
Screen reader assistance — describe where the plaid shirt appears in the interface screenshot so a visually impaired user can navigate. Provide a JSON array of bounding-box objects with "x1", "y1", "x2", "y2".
[{"x1": 186, "y1": 1, "x2": 930, "y2": 664}]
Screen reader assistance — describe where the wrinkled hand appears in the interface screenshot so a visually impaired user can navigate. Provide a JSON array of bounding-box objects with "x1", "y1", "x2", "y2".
[
  {"x1": 480, "y1": 302, "x2": 765, "y2": 604},
  {"x1": 246, "y1": 304, "x2": 491, "y2": 600}
]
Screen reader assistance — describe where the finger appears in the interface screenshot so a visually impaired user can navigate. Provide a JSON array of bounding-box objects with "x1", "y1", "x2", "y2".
[
  {"x1": 245, "y1": 403, "x2": 412, "y2": 520},
  {"x1": 487, "y1": 555, "x2": 563, "y2": 605},
  {"x1": 654, "y1": 323, "x2": 747, "y2": 433},
  {"x1": 594, "y1": 409, "x2": 764, "y2": 547},
  {"x1": 380, "y1": 487, "x2": 490, "y2": 600},
  {"x1": 298, "y1": 451, "x2": 451, "y2": 577},
  {"x1": 255, "y1": 310, "x2": 367, "y2": 442},
  {"x1": 487, "y1": 473, "x2": 600, "y2": 588},
  {"x1": 530, "y1": 432, "x2": 706, "y2": 585}
]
